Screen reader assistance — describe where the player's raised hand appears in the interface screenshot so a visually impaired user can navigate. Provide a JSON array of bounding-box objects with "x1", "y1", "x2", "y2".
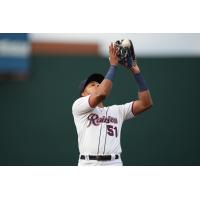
[{"x1": 109, "y1": 43, "x2": 118, "y2": 66}]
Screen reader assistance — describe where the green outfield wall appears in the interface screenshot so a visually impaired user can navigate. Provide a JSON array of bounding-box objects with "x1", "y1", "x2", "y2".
[{"x1": 0, "y1": 55, "x2": 200, "y2": 165}]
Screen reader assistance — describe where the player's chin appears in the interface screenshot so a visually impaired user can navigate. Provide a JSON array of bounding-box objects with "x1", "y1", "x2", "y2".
[{"x1": 90, "y1": 90, "x2": 98, "y2": 95}]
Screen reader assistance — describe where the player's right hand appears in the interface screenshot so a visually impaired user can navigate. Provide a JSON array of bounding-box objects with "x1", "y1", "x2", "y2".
[{"x1": 109, "y1": 43, "x2": 118, "y2": 66}]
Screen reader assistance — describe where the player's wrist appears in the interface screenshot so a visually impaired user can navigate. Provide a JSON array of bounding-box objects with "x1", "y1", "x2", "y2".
[
  {"x1": 104, "y1": 66, "x2": 116, "y2": 81},
  {"x1": 132, "y1": 72, "x2": 148, "y2": 92}
]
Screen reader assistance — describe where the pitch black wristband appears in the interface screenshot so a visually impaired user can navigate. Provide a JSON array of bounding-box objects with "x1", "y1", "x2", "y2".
[
  {"x1": 133, "y1": 72, "x2": 149, "y2": 91},
  {"x1": 104, "y1": 65, "x2": 116, "y2": 81}
]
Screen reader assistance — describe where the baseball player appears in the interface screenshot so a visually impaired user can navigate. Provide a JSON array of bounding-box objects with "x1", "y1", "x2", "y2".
[{"x1": 72, "y1": 40, "x2": 153, "y2": 166}]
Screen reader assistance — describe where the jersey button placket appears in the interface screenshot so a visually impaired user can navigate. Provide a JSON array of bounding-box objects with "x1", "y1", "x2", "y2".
[{"x1": 98, "y1": 108, "x2": 105, "y2": 155}]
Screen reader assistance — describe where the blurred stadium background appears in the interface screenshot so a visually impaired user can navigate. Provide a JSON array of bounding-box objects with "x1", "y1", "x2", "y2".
[{"x1": 0, "y1": 33, "x2": 200, "y2": 166}]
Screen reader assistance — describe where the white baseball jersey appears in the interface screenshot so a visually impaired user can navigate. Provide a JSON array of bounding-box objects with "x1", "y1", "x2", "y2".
[{"x1": 72, "y1": 95, "x2": 134, "y2": 165}]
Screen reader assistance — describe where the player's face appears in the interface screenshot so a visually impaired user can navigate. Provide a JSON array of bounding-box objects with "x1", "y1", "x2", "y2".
[{"x1": 83, "y1": 81, "x2": 100, "y2": 96}]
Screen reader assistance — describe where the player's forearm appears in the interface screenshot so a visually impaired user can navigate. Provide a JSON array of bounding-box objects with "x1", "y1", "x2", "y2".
[
  {"x1": 138, "y1": 90, "x2": 153, "y2": 108},
  {"x1": 95, "y1": 79, "x2": 112, "y2": 99},
  {"x1": 95, "y1": 66, "x2": 116, "y2": 99}
]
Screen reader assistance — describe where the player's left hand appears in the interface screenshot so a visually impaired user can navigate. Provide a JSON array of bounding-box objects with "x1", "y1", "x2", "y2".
[{"x1": 126, "y1": 40, "x2": 137, "y2": 68}]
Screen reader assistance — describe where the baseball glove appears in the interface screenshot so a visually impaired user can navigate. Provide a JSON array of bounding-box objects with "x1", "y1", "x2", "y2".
[{"x1": 114, "y1": 39, "x2": 137, "y2": 69}]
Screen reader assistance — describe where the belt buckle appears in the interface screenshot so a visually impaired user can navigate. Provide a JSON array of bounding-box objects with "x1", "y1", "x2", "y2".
[
  {"x1": 111, "y1": 154, "x2": 115, "y2": 161},
  {"x1": 96, "y1": 155, "x2": 101, "y2": 161},
  {"x1": 85, "y1": 155, "x2": 90, "y2": 161}
]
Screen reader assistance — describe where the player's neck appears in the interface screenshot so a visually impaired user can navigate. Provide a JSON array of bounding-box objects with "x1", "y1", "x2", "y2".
[{"x1": 98, "y1": 102, "x2": 104, "y2": 108}]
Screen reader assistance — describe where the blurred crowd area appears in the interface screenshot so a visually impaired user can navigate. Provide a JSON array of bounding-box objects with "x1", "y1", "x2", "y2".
[
  {"x1": 0, "y1": 33, "x2": 99, "y2": 80},
  {"x1": 0, "y1": 34, "x2": 30, "y2": 80}
]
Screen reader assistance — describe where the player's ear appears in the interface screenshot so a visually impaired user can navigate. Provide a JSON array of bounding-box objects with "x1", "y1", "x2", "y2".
[{"x1": 81, "y1": 90, "x2": 87, "y2": 97}]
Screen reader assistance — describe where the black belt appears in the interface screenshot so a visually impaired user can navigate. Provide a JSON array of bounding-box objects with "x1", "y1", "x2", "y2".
[{"x1": 80, "y1": 155, "x2": 119, "y2": 161}]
